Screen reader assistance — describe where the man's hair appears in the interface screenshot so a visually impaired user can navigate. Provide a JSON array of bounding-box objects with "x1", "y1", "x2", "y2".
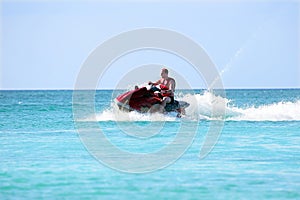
[{"x1": 162, "y1": 68, "x2": 168, "y2": 74}]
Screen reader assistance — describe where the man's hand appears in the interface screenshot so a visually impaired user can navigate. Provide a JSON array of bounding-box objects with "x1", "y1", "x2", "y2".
[{"x1": 161, "y1": 90, "x2": 171, "y2": 95}]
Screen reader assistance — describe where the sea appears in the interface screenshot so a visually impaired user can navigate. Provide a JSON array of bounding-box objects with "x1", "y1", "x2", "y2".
[{"x1": 1, "y1": 89, "x2": 300, "y2": 199}]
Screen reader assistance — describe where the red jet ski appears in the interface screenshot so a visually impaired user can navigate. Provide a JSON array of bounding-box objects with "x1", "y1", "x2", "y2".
[{"x1": 115, "y1": 85, "x2": 189, "y2": 117}]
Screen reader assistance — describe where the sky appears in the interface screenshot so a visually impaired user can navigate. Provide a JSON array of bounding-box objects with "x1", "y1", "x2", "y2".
[{"x1": 1, "y1": 0, "x2": 299, "y2": 89}]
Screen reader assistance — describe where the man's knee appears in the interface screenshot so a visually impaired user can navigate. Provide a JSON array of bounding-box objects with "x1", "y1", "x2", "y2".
[{"x1": 163, "y1": 97, "x2": 171, "y2": 103}]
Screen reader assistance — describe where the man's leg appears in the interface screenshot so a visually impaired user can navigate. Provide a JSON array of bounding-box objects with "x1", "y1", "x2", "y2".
[{"x1": 159, "y1": 97, "x2": 171, "y2": 113}]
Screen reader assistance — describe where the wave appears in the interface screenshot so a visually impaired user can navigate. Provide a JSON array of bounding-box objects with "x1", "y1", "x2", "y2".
[
  {"x1": 229, "y1": 100, "x2": 300, "y2": 121},
  {"x1": 83, "y1": 91, "x2": 300, "y2": 122},
  {"x1": 83, "y1": 105, "x2": 179, "y2": 122},
  {"x1": 182, "y1": 92, "x2": 300, "y2": 121},
  {"x1": 0, "y1": 129, "x2": 76, "y2": 134}
]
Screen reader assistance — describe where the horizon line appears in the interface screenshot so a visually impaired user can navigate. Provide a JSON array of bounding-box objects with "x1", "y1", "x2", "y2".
[{"x1": 1, "y1": 87, "x2": 300, "y2": 91}]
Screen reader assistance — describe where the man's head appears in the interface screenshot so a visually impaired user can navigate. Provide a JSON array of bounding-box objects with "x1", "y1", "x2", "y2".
[{"x1": 160, "y1": 68, "x2": 169, "y2": 78}]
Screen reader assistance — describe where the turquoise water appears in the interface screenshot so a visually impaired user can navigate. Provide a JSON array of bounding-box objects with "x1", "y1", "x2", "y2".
[{"x1": 1, "y1": 89, "x2": 300, "y2": 199}]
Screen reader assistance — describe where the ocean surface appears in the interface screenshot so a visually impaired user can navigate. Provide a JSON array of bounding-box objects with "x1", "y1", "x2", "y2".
[{"x1": 1, "y1": 89, "x2": 300, "y2": 199}]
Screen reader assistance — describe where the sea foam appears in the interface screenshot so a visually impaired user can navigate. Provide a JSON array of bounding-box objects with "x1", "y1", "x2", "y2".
[{"x1": 84, "y1": 91, "x2": 300, "y2": 122}]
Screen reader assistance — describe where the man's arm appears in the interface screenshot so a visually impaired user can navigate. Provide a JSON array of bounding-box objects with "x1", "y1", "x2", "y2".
[
  {"x1": 168, "y1": 79, "x2": 176, "y2": 92},
  {"x1": 148, "y1": 79, "x2": 161, "y2": 85}
]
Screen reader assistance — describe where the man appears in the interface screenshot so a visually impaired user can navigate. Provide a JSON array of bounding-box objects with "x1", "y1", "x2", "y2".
[{"x1": 148, "y1": 68, "x2": 176, "y2": 112}]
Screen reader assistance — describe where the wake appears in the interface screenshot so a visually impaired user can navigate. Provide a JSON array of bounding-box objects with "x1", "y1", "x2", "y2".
[
  {"x1": 83, "y1": 91, "x2": 300, "y2": 122},
  {"x1": 185, "y1": 92, "x2": 300, "y2": 121}
]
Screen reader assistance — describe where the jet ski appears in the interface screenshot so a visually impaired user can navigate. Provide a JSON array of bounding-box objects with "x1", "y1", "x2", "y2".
[{"x1": 114, "y1": 85, "x2": 190, "y2": 117}]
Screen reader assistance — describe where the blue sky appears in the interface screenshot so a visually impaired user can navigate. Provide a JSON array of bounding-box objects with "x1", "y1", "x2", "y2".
[{"x1": 1, "y1": 0, "x2": 299, "y2": 89}]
